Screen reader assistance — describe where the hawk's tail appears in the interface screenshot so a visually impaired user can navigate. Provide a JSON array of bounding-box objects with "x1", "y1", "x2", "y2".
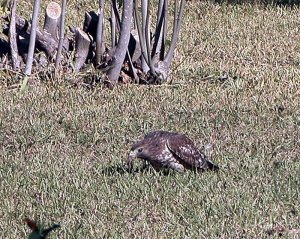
[{"x1": 206, "y1": 160, "x2": 220, "y2": 171}]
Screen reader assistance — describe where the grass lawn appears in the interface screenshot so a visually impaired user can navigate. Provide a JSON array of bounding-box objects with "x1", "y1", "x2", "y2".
[{"x1": 0, "y1": 1, "x2": 299, "y2": 238}]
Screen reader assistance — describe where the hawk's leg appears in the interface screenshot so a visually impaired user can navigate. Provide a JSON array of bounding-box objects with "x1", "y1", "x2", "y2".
[
  {"x1": 149, "y1": 161, "x2": 164, "y2": 172},
  {"x1": 168, "y1": 162, "x2": 185, "y2": 173}
]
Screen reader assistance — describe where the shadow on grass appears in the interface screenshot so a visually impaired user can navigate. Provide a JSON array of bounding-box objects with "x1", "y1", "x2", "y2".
[
  {"x1": 100, "y1": 163, "x2": 173, "y2": 176},
  {"x1": 100, "y1": 163, "x2": 221, "y2": 176},
  {"x1": 100, "y1": 164, "x2": 129, "y2": 176},
  {"x1": 100, "y1": 163, "x2": 154, "y2": 176}
]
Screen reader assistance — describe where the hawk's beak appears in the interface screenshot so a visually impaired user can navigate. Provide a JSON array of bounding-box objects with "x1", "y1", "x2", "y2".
[{"x1": 127, "y1": 151, "x2": 137, "y2": 172}]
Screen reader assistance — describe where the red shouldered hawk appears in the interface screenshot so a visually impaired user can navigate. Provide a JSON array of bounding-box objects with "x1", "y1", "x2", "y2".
[{"x1": 127, "y1": 131, "x2": 219, "y2": 172}]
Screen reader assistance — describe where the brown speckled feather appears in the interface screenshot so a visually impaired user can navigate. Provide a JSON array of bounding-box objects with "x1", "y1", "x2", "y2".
[
  {"x1": 128, "y1": 131, "x2": 219, "y2": 172},
  {"x1": 166, "y1": 133, "x2": 209, "y2": 169}
]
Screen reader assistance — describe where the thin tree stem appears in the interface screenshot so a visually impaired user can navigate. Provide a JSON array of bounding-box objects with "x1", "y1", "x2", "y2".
[
  {"x1": 55, "y1": 0, "x2": 67, "y2": 71},
  {"x1": 9, "y1": 0, "x2": 20, "y2": 70},
  {"x1": 24, "y1": 0, "x2": 41, "y2": 75},
  {"x1": 96, "y1": 0, "x2": 105, "y2": 64},
  {"x1": 165, "y1": 0, "x2": 185, "y2": 66}
]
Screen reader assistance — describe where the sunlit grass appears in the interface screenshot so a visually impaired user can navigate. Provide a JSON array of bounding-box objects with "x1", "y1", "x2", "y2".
[{"x1": 0, "y1": 1, "x2": 299, "y2": 238}]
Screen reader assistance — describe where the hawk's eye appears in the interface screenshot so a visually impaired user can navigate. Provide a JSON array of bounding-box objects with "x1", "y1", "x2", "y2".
[{"x1": 137, "y1": 148, "x2": 143, "y2": 153}]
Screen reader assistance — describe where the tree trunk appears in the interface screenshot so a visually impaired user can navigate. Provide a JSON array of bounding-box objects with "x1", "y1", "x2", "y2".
[{"x1": 107, "y1": 0, "x2": 133, "y2": 84}]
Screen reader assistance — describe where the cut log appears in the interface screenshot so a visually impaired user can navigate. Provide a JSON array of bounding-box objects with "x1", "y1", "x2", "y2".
[
  {"x1": 128, "y1": 29, "x2": 141, "y2": 62},
  {"x1": 74, "y1": 28, "x2": 91, "y2": 72},
  {"x1": 17, "y1": 35, "x2": 29, "y2": 61},
  {"x1": 83, "y1": 12, "x2": 92, "y2": 32},
  {"x1": 0, "y1": 39, "x2": 10, "y2": 57},
  {"x1": 44, "y1": 1, "x2": 61, "y2": 39},
  {"x1": 0, "y1": 39, "x2": 10, "y2": 68},
  {"x1": 3, "y1": 14, "x2": 69, "y2": 59},
  {"x1": 83, "y1": 11, "x2": 98, "y2": 41},
  {"x1": 8, "y1": 0, "x2": 20, "y2": 70}
]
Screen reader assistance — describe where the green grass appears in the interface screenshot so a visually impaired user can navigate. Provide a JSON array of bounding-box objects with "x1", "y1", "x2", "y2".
[{"x1": 0, "y1": 1, "x2": 300, "y2": 238}]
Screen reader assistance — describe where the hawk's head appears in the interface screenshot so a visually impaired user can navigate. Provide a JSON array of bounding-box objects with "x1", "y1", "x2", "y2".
[
  {"x1": 127, "y1": 143, "x2": 145, "y2": 171},
  {"x1": 127, "y1": 139, "x2": 155, "y2": 171}
]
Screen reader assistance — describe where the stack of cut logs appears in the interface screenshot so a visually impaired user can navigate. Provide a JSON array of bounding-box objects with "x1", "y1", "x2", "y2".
[{"x1": 1, "y1": 0, "x2": 186, "y2": 85}]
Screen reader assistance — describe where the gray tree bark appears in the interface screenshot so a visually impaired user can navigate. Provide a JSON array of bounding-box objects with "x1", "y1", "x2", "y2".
[
  {"x1": 3, "y1": 14, "x2": 69, "y2": 59},
  {"x1": 95, "y1": 0, "x2": 105, "y2": 65},
  {"x1": 107, "y1": 0, "x2": 133, "y2": 84},
  {"x1": 44, "y1": 2, "x2": 61, "y2": 39},
  {"x1": 8, "y1": 0, "x2": 20, "y2": 70},
  {"x1": 55, "y1": 0, "x2": 67, "y2": 70},
  {"x1": 24, "y1": 0, "x2": 41, "y2": 75},
  {"x1": 74, "y1": 28, "x2": 91, "y2": 72}
]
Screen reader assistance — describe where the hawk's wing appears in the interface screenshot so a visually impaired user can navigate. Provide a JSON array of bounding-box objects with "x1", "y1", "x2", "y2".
[
  {"x1": 144, "y1": 131, "x2": 172, "y2": 139},
  {"x1": 166, "y1": 134, "x2": 208, "y2": 169}
]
